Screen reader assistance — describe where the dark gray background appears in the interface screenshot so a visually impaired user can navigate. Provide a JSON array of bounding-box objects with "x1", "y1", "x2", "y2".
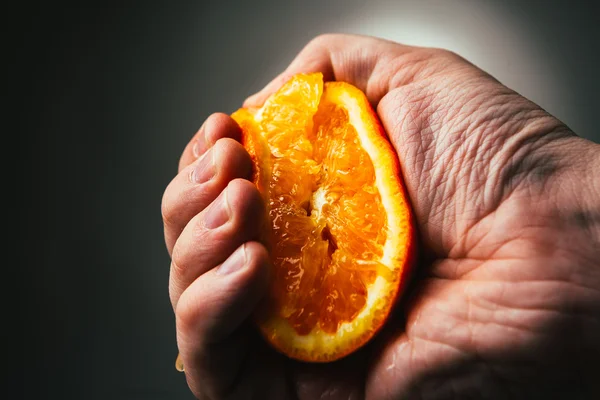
[{"x1": 24, "y1": 1, "x2": 598, "y2": 399}]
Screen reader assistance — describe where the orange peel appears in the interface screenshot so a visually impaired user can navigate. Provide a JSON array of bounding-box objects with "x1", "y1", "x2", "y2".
[{"x1": 232, "y1": 72, "x2": 416, "y2": 362}]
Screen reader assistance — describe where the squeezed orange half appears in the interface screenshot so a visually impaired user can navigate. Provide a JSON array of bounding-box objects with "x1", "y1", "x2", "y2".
[{"x1": 232, "y1": 72, "x2": 416, "y2": 362}]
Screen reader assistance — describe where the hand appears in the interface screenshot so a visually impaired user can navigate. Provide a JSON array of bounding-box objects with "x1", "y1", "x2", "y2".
[{"x1": 162, "y1": 34, "x2": 600, "y2": 399}]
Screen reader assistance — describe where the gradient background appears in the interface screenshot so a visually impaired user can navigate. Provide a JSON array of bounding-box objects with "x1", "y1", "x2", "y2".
[{"x1": 26, "y1": 1, "x2": 599, "y2": 399}]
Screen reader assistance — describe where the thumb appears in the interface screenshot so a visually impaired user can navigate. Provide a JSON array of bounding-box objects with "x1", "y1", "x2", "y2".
[{"x1": 242, "y1": 33, "x2": 416, "y2": 109}]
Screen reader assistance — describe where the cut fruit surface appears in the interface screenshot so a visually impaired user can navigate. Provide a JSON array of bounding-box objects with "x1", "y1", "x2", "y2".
[{"x1": 232, "y1": 72, "x2": 416, "y2": 362}]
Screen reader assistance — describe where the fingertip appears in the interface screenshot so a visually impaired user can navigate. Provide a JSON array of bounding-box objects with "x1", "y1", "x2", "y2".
[
  {"x1": 226, "y1": 178, "x2": 263, "y2": 206},
  {"x1": 204, "y1": 113, "x2": 242, "y2": 145},
  {"x1": 215, "y1": 242, "x2": 271, "y2": 292},
  {"x1": 211, "y1": 138, "x2": 253, "y2": 181},
  {"x1": 225, "y1": 178, "x2": 265, "y2": 225},
  {"x1": 179, "y1": 112, "x2": 243, "y2": 172}
]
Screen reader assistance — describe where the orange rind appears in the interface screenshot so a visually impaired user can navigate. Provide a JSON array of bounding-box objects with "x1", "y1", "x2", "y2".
[{"x1": 232, "y1": 72, "x2": 416, "y2": 362}]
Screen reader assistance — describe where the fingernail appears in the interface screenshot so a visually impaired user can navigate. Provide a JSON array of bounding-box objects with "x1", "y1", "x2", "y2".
[
  {"x1": 175, "y1": 353, "x2": 184, "y2": 372},
  {"x1": 192, "y1": 126, "x2": 208, "y2": 158},
  {"x1": 190, "y1": 149, "x2": 215, "y2": 184},
  {"x1": 204, "y1": 189, "x2": 230, "y2": 229},
  {"x1": 217, "y1": 244, "x2": 247, "y2": 275}
]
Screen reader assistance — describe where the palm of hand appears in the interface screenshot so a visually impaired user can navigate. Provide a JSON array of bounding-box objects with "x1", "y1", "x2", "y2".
[{"x1": 259, "y1": 63, "x2": 593, "y2": 400}]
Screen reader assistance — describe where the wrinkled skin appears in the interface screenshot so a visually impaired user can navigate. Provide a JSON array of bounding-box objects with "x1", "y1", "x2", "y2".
[{"x1": 161, "y1": 34, "x2": 600, "y2": 399}]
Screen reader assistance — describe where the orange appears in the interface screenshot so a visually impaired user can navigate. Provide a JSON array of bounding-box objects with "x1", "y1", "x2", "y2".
[{"x1": 232, "y1": 72, "x2": 416, "y2": 362}]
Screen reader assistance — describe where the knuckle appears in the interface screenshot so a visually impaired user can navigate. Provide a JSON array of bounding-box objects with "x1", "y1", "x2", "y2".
[
  {"x1": 172, "y1": 223, "x2": 209, "y2": 273},
  {"x1": 305, "y1": 32, "x2": 351, "y2": 51},
  {"x1": 161, "y1": 187, "x2": 178, "y2": 228},
  {"x1": 170, "y1": 244, "x2": 189, "y2": 280},
  {"x1": 192, "y1": 212, "x2": 213, "y2": 240},
  {"x1": 425, "y1": 47, "x2": 465, "y2": 66},
  {"x1": 433, "y1": 47, "x2": 457, "y2": 59},
  {"x1": 307, "y1": 33, "x2": 338, "y2": 47},
  {"x1": 175, "y1": 290, "x2": 198, "y2": 333},
  {"x1": 175, "y1": 277, "x2": 216, "y2": 335}
]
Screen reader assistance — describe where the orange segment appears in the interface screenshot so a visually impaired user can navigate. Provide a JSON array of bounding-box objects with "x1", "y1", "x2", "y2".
[{"x1": 231, "y1": 73, "x2": 416, "y2": 362}]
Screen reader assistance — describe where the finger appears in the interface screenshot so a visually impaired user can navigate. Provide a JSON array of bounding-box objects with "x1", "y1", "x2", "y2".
[
  {"x1": 169, "y1": 178, "x2": 266, "y2": 308},
  {"x1": 176, "y1": 241, "x2": 270, "y2": 399},
  {"x1": 178, "y1": 112, "x2": 242, "y2": 172},
  {"x1": 162, "y1": 138, "x2": 253, "y2": 255},
  {"x1": 243, "y1": 33, "x2": 424, "y2": 108}
]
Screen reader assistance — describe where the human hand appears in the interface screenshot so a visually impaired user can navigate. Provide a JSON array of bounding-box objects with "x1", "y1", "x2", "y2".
[{"x1": 162, "y1": 34, "x2": 600, "y2": 399}]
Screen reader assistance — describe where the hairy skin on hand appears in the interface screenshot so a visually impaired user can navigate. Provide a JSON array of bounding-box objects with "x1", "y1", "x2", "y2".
[{"x1": 167, "y1": 34, "x2": 600, "y2": 400}]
